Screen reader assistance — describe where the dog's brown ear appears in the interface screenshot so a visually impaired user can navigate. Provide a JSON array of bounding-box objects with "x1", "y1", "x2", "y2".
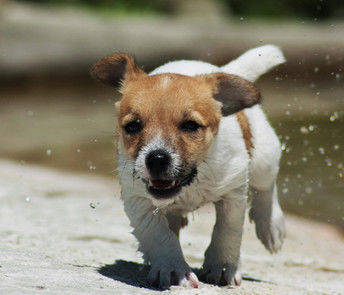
[
  {"x1": 91, "y1": 53, "x2": 145, "y2": 89},
  {"x1": 205, "y1": 73, "x2": 261, "y2": 116}
]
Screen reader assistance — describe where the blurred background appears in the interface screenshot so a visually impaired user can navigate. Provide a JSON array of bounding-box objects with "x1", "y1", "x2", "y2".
[{"x1": 0, "y1": 0, "x2": 343, "y2": 229}]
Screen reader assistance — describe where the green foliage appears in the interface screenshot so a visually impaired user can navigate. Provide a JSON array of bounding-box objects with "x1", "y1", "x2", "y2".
[
  {"x1": 17, "y1": 0, "x2": 169, "y2": 15},
  {"x1": 225, "y1": 0, "x2": 344, "y2": 20},
  {"x1": 17, "y1": 0, "x2": 344, "y2": 19}
]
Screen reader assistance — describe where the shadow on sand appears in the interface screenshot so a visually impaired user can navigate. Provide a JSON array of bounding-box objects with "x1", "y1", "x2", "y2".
[
  {"x1": 98, "y1": 260, "x2": 160, "y2": 291},
  {"x1": 98, "y1": 260, "x2": 267, "y2": 291}
]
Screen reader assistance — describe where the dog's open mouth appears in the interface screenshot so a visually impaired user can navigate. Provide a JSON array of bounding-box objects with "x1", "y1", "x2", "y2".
[
  {"x1": 147, "y1": 179, "x2": 182, "y2": 199},
  {"x1": 145, "y1": 168, "x2": 197, "y2": 199}
]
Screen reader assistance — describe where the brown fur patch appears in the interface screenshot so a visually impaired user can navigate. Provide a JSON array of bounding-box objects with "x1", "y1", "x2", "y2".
[
  {"x1": 91, "y1": 54, "x2": 144, "y2": 88},
  {"x1": 181, "y1": 216, "x2": 188, "y2": 228},
  {"x1": 210, "y1": 73, "x2": 261, "y2": 116},
  {"x1": 119, "y1": 73, "x2": 222, "y2": 164},
  {"x1": 92, "y1": 53, "x2": 261, "y2": 166},
  {"x1": 236, "y1": 111, "x2": 254, "y2": 157}
]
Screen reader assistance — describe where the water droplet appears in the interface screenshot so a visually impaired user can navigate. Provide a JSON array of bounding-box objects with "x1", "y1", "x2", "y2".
[
  {"x1": 281, "y1": 143, "x2": 286, "y2": 151},
  {"x1": 46, "y1": 149, "x2": 52, "y2": 156},
  {"x1": 308, "y1": 125, "x2": 315, "y2": 131},
  {"x1": 25, "y1": 197, "x2": 31, "y2": 202},
  {"x1": 282, "y1": 188, "x2": 288, "y2": 194},
  {"x1": 329, "y1": 112, "x2": 338, "y2": 122},
  {"x1": 77, "y1": 149, "x2": 81, "y2": 153},
  {"x1": 300, "y1": 126, "x2": 309, "y2": 134},
  {"x1": 87, "y1": 161, "x2": 96, "y2": 171},
  {"x1": 318, "y1": 147, "x2": 325, "y2": 155},
  {"x1": 314, "y1": 67, "x2": 319, "y2": 73},
  {"x1": 302, "y1": 157, "x2": 307, "y2": 163}
]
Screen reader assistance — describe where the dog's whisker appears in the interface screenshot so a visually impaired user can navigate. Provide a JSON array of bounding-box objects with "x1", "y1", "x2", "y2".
[{"x1": 118, "y1": 159, "x2": 129, "y2": 179}]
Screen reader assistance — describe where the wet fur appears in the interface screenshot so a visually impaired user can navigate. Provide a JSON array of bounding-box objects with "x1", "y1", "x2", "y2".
[{"x1": 92, "y1": 45, "x2": 286, "y2": 289}]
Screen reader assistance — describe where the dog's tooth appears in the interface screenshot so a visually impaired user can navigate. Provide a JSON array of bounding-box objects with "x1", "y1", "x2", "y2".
[{"x1": 172, "y1": 181, "x2": 176, "y2": 186}]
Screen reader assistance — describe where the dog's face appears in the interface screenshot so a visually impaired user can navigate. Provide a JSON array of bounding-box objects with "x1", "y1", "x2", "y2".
[{"x1": 92, "y1": 54, "x2": 260, "y2": 200}]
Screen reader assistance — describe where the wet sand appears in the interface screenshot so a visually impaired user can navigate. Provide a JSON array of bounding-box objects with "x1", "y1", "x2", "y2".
[{"x1": 0, "y1": 159, "x2": 343, "y2": 294}]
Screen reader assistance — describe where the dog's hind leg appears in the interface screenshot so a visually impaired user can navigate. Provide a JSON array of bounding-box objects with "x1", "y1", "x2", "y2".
[{"x1": 249, "y1": 182, "x2": 286, "y2": 253}]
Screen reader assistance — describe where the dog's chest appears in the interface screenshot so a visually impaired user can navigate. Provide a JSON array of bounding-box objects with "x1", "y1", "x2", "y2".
[
  {"x1": 167, "y1": 125, "x2": 250, "y2": 213},
  {"x1": 167, "y1": 178, "x2": 219, "y2": 213}
]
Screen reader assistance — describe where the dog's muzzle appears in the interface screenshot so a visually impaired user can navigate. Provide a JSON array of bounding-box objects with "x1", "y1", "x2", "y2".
[{"x1": 142, "y1": 148, "x2": 197, "y2": 199}]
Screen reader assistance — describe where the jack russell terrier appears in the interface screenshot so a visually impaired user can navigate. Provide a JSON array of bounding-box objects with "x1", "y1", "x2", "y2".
[{"x1": 91, "y1": 45, "x2": 286, "y2": 289}]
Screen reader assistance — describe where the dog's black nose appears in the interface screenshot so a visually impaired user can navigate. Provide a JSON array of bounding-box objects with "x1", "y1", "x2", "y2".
[{"x1": 145, "y1": 149, "x2": 171, "y2": 177}]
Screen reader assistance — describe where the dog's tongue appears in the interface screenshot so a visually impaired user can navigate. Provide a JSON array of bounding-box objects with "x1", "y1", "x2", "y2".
[{"x1": 151, "y1": 179, "x2": 173, "y2": 189}]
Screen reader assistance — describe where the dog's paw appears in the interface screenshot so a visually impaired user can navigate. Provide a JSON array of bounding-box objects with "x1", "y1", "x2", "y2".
[
  {"x1": 147, "y1": 260, "x2": 198, "y2": 289},
  {"x1": 199, "y1": 262, "x2": 241, "y2": 286},
  {"x1": 252, "y1": 212, "x2": 286, "y2": 253}
]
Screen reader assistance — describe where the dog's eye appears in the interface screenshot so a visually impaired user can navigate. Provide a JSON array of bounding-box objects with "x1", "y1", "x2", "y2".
[
  {"x1": 124, "y1": 120, "x2": 142, "y2": 135},
  {"x1": 179, "y1": 120, "x2": 202, "y2": 132}
]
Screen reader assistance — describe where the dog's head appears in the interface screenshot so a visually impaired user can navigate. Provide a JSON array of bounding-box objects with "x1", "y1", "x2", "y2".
[{"x1": 91, "y1": 54, "x2": 260, "y2": 200}]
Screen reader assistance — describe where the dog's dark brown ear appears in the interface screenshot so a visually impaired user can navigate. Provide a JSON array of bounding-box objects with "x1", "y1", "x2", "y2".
[
  {"x1": 91, "y1": 53, "x2": 145, "y2": 89},
  {"x1": 206, "y1": 73, "x2": 261, "y2": 116}
]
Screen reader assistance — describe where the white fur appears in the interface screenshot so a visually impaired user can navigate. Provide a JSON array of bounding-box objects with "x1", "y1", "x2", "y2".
[
  {"x1": 221, "y1": 44, "x2": 286, "y2": 82},
  {"x1": 118, "y1": 45, "x2": 286, "y2": 288},
  {"x1": 150, "y1": 44, "x2": 286, "y2": 83}
]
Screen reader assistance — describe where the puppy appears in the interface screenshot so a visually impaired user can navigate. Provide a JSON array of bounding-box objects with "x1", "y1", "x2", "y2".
[{"x1": 91, "y1": 45, "x2": 286, "y2": 289}]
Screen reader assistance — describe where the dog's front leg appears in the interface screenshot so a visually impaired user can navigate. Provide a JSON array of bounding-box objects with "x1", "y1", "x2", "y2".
[
  {"x1": 200, "y1": 188, "x2": 246, "y2": 286},
  {"x1": 123, "y1": 196, "x2": 198, "y2": 289}
]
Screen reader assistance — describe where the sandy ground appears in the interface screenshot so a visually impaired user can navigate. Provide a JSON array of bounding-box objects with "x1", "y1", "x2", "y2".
[{"x1": 0, "y1": 159, "x2": 343, "y2": 294}]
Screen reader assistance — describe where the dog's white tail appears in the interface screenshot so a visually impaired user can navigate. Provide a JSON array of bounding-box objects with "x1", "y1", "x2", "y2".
[{"x1": 220, "y1": 45, "x2": 286, "y2": 83}]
